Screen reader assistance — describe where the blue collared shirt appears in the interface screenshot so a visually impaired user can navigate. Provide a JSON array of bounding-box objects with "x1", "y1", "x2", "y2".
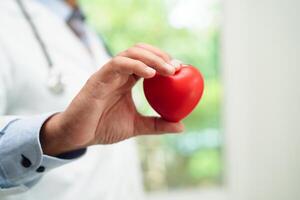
[
  {"x1": 0, "y1": 0, "x2": 87, "y2": 194},
  {"x1": 0, "y1": 114, "x2": 86, "y2": 194}
]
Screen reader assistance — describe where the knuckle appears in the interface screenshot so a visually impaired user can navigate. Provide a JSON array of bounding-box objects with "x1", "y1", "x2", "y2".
[
  {"x1": 126, "y1": 47, "x2": 138, "y2": 55},
  {"x1": 133, "y1": 60, "x2": 145, "y2": 69},
  {"x1": 157, "y1": 50, "x2": 170, "y2": 59},
  {"x1": 110, "y1": 56, "x2": 122, "y2": 66},
  {"x1": 161, "y1": 52, "x2": 170, "y2": 58},
  {"x1": 162, "y1": 55, "x2": 171, "y2": 62},
  {"x1": 134, "y1": 59, "x2": 143, "y2": 66},
  {"x1": 153, "y1": 57, "x2": 165, "y2": 66}
]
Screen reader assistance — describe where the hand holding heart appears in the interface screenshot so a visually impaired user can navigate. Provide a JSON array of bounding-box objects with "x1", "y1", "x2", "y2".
[{"x1": 40, "y1": 43, "x2": 203, "y2": 156}]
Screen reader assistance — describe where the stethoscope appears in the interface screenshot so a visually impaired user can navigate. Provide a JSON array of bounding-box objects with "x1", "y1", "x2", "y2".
[
  {"x1": 16, "y1": 0, "x2": 65, "y2": 94},
  {"x1": 15, "y1": 0, "x2": 112, "y2": 95}
]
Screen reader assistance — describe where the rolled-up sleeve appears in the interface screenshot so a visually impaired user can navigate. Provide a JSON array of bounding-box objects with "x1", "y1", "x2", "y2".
[{"x1": 0, "y1": 114, "x2": 86, "y2": 194}]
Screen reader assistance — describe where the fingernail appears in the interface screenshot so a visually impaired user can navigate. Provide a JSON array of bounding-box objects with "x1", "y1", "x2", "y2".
[
  {"x1": 170, "y1": 59, "x2": 183, "y2": 71},
  {"x1": 164, "y1": 63, "x2": 175, "y2": 74},
  {"x1": 145, "y1": 67, "x2": 156, "y2": 76}
]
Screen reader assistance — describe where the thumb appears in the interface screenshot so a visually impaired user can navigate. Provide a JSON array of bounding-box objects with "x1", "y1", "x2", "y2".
[{"x1": 134, "y1": 116, "x2": 184, "y2": 136}]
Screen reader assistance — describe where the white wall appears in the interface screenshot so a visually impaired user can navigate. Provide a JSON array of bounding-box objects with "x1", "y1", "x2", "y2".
[{"x1": 223, "y1": 0, "x2": 300, "y2": 200}]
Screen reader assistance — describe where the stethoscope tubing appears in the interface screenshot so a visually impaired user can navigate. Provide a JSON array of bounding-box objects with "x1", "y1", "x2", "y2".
[
  {"x1": 16, "y1": 0, "x2": 54, "y2": 68},
  {"x1": 14, "y1": 0, "x2": 113, "y2": 94}
]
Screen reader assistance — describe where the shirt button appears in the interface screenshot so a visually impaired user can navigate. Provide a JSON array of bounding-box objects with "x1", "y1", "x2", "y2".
[
  {"x1": 36, "y1": 166, "x2": 45, "y2": 173},
  {"x1": 21, "y1": 154, "x2": 32, "y2": 168}
]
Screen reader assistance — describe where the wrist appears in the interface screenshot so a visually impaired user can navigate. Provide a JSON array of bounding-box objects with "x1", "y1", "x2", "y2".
[{"x1": 40, "y1": 113, "x2": 84, "y2": 156}]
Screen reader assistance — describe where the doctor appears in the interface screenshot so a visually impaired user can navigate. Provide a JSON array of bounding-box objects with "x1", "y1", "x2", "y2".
[{"x1": 0, "y1": 0, "x2": 184, "y2": 199}]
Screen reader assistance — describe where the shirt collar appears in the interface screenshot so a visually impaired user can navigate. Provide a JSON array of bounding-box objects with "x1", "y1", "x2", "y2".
[{"x1": 38, "y1": 0, "x2": 73, "y2": 21}]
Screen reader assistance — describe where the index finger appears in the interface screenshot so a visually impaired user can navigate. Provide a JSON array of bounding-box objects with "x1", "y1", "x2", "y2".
[{"x1": 134, "y1": 43, "x2": 172, "y2": 63}]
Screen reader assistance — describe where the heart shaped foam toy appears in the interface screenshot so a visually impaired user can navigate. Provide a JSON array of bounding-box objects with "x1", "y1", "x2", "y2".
[{"x1": 143, "y1": 64, "x2": 204, "y2": 122}]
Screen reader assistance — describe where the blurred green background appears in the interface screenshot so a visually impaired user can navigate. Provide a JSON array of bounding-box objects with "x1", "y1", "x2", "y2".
[{"x1": 79, "y1": 0, "x2": 221, "y2": 191}]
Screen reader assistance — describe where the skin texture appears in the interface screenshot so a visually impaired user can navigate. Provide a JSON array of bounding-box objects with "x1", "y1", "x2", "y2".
[{"x1": 41, "y1": 43, "x2": 184, "y2": 156}]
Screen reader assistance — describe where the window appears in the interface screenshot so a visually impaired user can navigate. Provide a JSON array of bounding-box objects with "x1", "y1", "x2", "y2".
[{"x1": 80, "y1": 0, "x2": 222, "y2": 193}]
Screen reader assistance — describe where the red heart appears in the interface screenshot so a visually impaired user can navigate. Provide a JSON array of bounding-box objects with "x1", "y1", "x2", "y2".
[{"x1": 143, "y1": 64, "x2": 204, "y2": 122}]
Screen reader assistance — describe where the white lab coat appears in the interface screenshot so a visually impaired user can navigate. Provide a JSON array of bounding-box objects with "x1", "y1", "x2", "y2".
[{"x1": 0, "y1": 0, "x2": 144, "y2": 199}]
